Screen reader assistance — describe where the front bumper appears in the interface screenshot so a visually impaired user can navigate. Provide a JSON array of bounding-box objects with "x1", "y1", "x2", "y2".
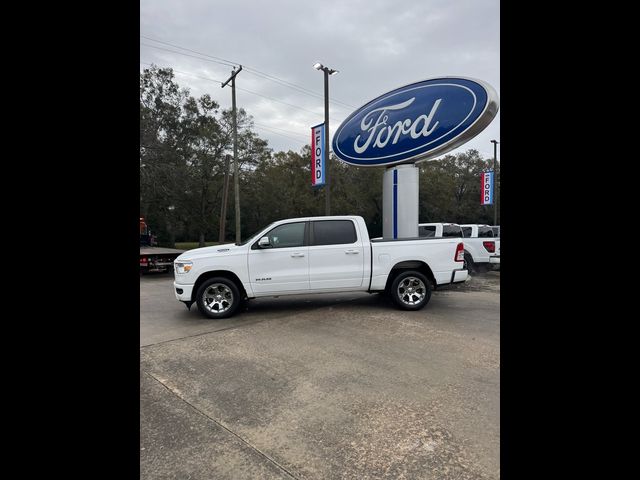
[{"x1": 174, "y1": 282, "x2": 195, "y2": 302}]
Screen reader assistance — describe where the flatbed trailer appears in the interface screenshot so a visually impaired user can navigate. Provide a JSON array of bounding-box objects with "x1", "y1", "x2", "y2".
[
  {"x1": 140, "y1": 246, "x2": 185, "y2": 273},
  {"x1": 139, "y1": 216, "x2": 184, "y2": 273}
]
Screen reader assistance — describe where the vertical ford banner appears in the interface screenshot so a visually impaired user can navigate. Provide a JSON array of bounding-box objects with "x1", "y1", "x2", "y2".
[
  {"x1": 481, "y1": 171, "x2": 494, "y2": 205},
  {"x1": 311, "y1": 123, "x2": 325, "y2": 187}
]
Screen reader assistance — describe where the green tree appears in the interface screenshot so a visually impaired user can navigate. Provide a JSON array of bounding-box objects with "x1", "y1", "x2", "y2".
[{"x1": 140, "y1": 66, "x2": 190, "y2": 246}]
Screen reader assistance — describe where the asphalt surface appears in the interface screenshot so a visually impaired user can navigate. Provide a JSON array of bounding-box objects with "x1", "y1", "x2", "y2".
[{"x1": 140, "y1": 271, "x2": 500, "y2": 479}]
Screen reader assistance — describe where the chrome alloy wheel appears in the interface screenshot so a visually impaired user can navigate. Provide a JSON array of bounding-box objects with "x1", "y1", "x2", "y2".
[
  {"x1": 203, "y1": 283, "x2": 234, "y2": 314},
  {"x1": 397, "y1": 276, "x2": 427, "y2": 306}
]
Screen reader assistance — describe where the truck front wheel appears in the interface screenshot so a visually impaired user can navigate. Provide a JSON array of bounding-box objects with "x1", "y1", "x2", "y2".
[
  {"x1": 390, "y1": 271, "x2": 432, "y2": 311},
  {"x1": 196, "y1": 277, "x2": 241, "y2": 319}
]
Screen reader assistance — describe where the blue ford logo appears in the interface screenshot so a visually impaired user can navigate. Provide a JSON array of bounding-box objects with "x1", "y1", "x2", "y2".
[{"x1": 332, "y1": 77, "x2": 499, "y2": 167}]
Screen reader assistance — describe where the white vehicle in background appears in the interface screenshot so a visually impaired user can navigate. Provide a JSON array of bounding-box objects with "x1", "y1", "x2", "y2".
[
  {"x1": 173, "y1": 215, "x2": 468, "y2": 319},
  {"x1": 490, "y1": 225, "x2": 500, "y2": 269},
  {"x1": 418, "y1": 222, "x2": 464, "y2": 239},
  {"x1": 460, "y1": 224, "x2": 498, "y2": 273}
]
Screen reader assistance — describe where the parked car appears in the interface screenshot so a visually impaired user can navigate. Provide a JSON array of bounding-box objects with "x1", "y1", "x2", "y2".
[
  {"x1": 459, "y1": 224, "x2": 498, "y2": 273},
  {"x1": 174, "y1": 215, "x2": 468, "y2": 318}
]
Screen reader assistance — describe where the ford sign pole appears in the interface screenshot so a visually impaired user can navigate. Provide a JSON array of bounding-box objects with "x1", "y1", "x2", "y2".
[
  {"x1": 491, "y1": 139, "x2": 499, "y2": 225},
  {"x1": 314, "y1": 63, "x2": 338, "y2": 215}
]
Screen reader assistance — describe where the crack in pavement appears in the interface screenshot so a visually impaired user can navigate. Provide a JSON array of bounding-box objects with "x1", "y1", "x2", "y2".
[
  {"x1": 145, "y1": 371, "x2": 300, "y2": 480},
  {"x1": 141, "y1": 317, "x2": 269, "y2": 349}
]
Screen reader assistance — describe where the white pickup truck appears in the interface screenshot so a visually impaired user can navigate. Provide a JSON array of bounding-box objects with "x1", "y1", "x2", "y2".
[
  {"x1": 418, "y1": 222, "x2": 464, "y2": 239},
  {"x1": 173, "y1": 215, "x2": 468, "y2": 318},
  {"x1": 490, "y1": 226, "x2": 500, "y2": 269},
  {"x1": 460, "y1": 224, "x2": 499, "y2": 273}
]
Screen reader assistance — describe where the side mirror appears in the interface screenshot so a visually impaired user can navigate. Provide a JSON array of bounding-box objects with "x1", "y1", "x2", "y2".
[{"x1": 258, "y1": 236, "x2": 271, "y2": 248}]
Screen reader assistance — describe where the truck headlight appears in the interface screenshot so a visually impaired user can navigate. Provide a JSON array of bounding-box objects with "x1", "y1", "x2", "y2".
[{"x1": 174, "y1": 261, "x2": 193, "y2": 274}]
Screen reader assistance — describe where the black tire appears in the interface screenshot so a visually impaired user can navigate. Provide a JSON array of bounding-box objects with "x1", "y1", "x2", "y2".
[
  {"x1": 390, "y1": 270, "x2": 432, "y2": 311},
  {"x1": 463, "y1": 252, "x2": 475, "y2": 274},
  {"x1": 196, "y1": 277, "x2": 241, "y2": 319}
]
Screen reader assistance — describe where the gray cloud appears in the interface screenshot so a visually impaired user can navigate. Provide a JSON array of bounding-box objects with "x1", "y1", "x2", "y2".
[{"x1": 141, "y1": 0, "x2": 500, "y2": 158}]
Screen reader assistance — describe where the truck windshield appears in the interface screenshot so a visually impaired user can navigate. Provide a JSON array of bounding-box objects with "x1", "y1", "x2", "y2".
[
  {"x1": 442, "y1": 225, "x2": 462, "y2": 237},
  {"x1": 478, "y1": 226, "x2": 494, "y2": 238}
]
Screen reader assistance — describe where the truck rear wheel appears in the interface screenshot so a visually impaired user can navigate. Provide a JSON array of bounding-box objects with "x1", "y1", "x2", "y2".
[
  {"x1": 463, "y1": 252, "x2": 475, "y2": 274},
  {"x1": 196, "y1": 277, "x2": 241, "y2": 319},
  {"x1": 390, "y1": 271, "x2": 431, "y2": 311}
]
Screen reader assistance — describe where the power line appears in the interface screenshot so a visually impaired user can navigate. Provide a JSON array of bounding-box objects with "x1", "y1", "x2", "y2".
[
  {"x1": 140, "y1": 62, "x2": 310, "y2": 148},
  {"x1": 141, "y1": 34, "x2": 238, "y2": 67},
  {"x1": 140, "y1": 34, "x2": 352, "y2": 107},
  {"x1": 253, "y1": 122, "x2": 309, "y2": 141},
  {"x1": 140, "y1": 61, "x2": 343, "y2": 124},
  {"x1": 140, "y1": 62, "x2": 224, "y2": 84},
  {"x1": 242, "y1": 68, "x2": 355, "y2": 110},
  {"x1": 253, "y1": 125, "x2": 308, "y2": 145},
  {"x1": 140, "y1": 43, "x2": 237, "y2": 68},
  {"x1": 140, "y1": 34, "x2": 356, "y2": 110}
]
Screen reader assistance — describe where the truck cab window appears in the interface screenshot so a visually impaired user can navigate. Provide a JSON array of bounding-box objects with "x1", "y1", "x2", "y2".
[
  {"x1": 419, "y1": 226, "x2": 436, "y2": 237},
  {"x1": 443, "y1": 225, "x2": 462, "y2": 237},
  {"x1": 478, "y1": 227, "x2": 494, "y2": 238},
  {"x1": 265, "y1": 222, "x2": 306, "y2": 248},
  {"x1": 311, "y1": 220, "x2": 357, "y2": 245},
  {"x1": 462, "y1": 227, "x2": 472, "y2": 238}
]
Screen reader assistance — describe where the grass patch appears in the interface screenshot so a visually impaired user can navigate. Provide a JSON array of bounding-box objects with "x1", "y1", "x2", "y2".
[{"x1": 174, "y1": 241, "x2": 220, "y2": 250}]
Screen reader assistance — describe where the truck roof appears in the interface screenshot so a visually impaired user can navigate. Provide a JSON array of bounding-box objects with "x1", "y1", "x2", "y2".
[
  {"x1": 418, "y1": 222, "x2": 460, "y2": 226},
  {"x1": 271, "y1": 215, "x2": 363, "y2": 223}
]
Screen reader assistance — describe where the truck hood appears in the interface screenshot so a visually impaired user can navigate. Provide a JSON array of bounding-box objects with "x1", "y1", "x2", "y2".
[{"x1": 175, "y1": 243, "x2": 242, "y2": 261}]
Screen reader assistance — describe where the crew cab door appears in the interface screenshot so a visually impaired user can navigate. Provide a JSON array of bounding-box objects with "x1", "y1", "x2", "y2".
[
  {"x1": 248, "y1": 221, "x2": 309, "y2": 294},
  {"x1": 308, "y1": 219, "x2": 365, "y2": 290}
]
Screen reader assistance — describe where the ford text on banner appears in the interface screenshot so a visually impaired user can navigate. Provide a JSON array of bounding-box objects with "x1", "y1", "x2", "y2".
[
  {"x1": 311, "y1": 123, "x2": 326, "y2": 187},
  {"x1": 481, "y1": 171, "x2": 494, "y2": 205}
]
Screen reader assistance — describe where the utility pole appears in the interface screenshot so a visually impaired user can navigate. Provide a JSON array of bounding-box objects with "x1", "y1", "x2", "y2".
[
  {"x1": 313, "y1": 62, "x2": 338, "y2": 215},
  {"x1": 222, "y1": 65, "x2": 243, "y2": 243},
  {"x1": 491, "y1": 139, "x2": 499, "y2": 225},
  {"x1": 218, "y1": 154, "x2": 230, "y2": 243}
]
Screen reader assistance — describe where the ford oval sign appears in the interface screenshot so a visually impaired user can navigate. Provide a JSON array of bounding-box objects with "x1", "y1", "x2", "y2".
[{"x1": 332, "y1": 77, "x2": 499, "y2": 167}]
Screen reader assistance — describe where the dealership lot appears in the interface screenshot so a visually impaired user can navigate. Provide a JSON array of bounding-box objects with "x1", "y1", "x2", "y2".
[{"x1": 140, "y1": 271, "x2": 499, "y2": 479}]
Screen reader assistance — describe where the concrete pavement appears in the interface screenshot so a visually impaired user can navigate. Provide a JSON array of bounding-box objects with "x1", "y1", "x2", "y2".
[{"x1": 140, "y1": 272, "x2": 500, "y2": 479}]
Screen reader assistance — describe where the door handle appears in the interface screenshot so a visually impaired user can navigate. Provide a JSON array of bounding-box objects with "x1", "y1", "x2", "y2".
[
  {"x1": 345, "y1": 249, "x2": 360, "y2": 254},
  {"x1": 290, "y1": 253, "x2": 305, "y2": 257}
]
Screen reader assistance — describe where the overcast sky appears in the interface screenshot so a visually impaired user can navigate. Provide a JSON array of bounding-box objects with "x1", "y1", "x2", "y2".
[{"x1": 140, "y1": 0, "x2": 500, "y2": 160}]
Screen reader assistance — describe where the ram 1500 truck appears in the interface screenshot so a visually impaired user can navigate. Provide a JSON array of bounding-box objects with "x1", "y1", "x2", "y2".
[
  {"x1": 460, "y1": 224, "x2": 498, "y2": 273},
  {"x1": 173, "y1": 215, "x2": 468, "y2": 318}
]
